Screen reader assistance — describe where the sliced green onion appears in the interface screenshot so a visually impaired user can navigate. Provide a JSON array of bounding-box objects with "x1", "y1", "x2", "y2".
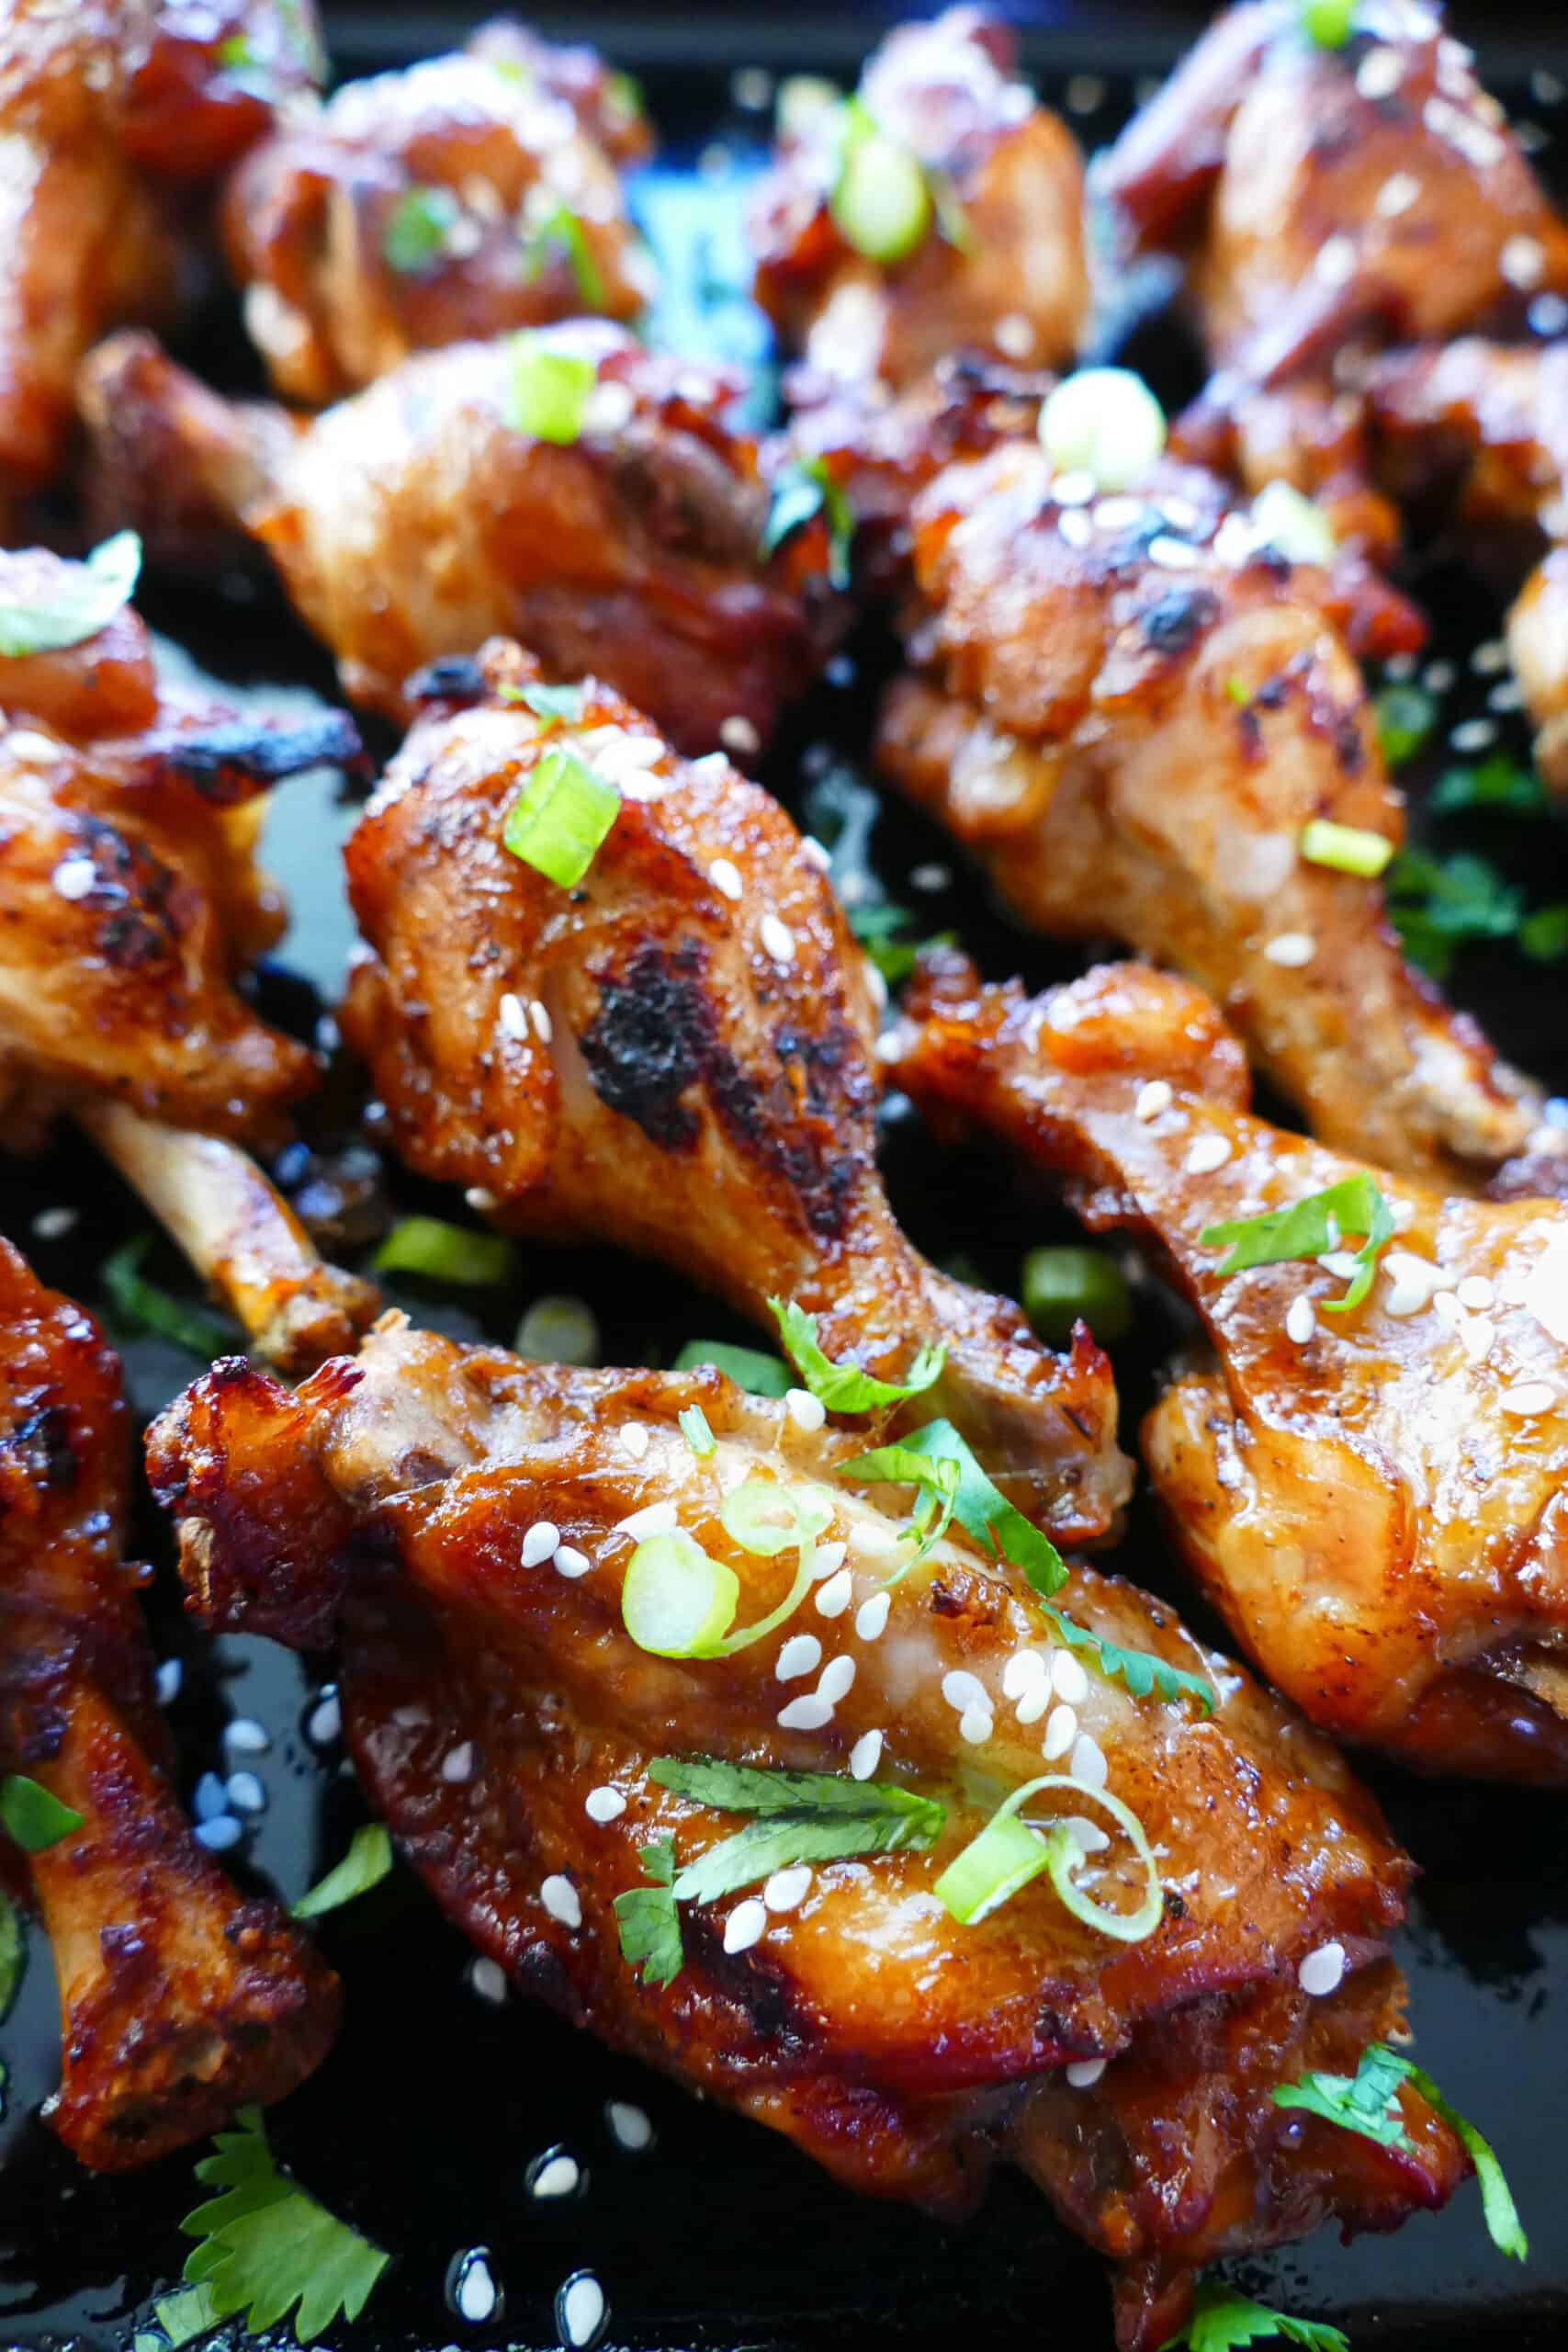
[
  {"x1": 502, "y1": 747, "x2": 620, "y2": 887},
  {"x1": 831, "y1": 101, "x2": 931, "y2": 265},
  {"x1": 504, "y1": 680, "x2": 588, "y2": 731},
  {"x1": 1021, "y1": 1247, "x2": 1133, "y2": 1347},
  {"x1": 1301, "y1": 0, "x2": 1355, "y2": 45},
  {"x1": 1375, "y1": 681, "x2": 1438, "y2": 769},
  {"x1": 622, "y1": 1532, "x2": 739, "y2": 1657},
  {"x1": 678, "y1": 1404, "x2": 716, "y2": 1458},
  {"x1": 292, "y1": 1824, "x2": 393, "y2": 1920},
  {"x1": 1249, "y1": 479, "x2": 1336, "y2": 566},
  {"x1": 713, "y1": 1479, "x2": 831, "y2": 1652},
  {"x1": 0, "y1": 531, "x2": 141, "y2": 659},
  {"x1": 0, "y1": 1891, "x2": 23, "y2": 2022},
  {"x1": 515, "y1": 1293, "x2": 599, "y2": 1365},
  {"x1": 382, "y1": 185, "x2": 462, "y2": 275},
  {"x1": 1299, "y1": 818, "x2": 1394, "y2": 878},
  {"x1": 101, "y1": 1236, "x2": 240, "y2": 1359},
  {"x1": 1038, "y1": 369, "x2": 1166, "y2": 492},
  {"x1": 935, "y1": 1774, "x2": 1163, "y2": 1941},
  {"x1": 374, "y1": 1216, "x2": 516, "y2": 1286},
  {"x1": 509, "y1": 334, "x2": 597, "y2": 444},
  {"x1": 0, "y1": 1775, "x2": 84, "y2": 1854},
  {"x1": 521, "y1": 204, "x2": 608, "y2": 310},
  {"x1": 672, "y1": 1340, "x2": 791, "y2": 1396}
]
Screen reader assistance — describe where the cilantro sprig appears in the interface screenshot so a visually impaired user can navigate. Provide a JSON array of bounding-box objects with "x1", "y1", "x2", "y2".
[
  {"x1": 101, "y1": 1236, "x2": 242, "y2": 1360},
  {"x1": 179, "y1": 2106, "x2": 389, "y2": 2342},
  {"x1": 840, "y1": 1417, "x2": 1067, "y2": 1594},
  {"x1": 614, "y1": 1835, "x2": 684, "y2": 1989},
  {"x1": 1038, "y1": 1602, "x2": 1213, "y2": 1713},
  {"x1": 849, "y1": 899, "x2": 956, "y2": 985},
  {"x1": 1201, "y1": 1172, "x2": 1393, "y2": 1314},
  {"x1": 760, "y1": 457, "x2": 854, "y2": 590},
  {"x1": 0, "y1": 1775, "x2": 84, "y2": 1852},
  {"x1": 770, "y1": 1297, "x2": 944, "y2": 1414},
  {"x1": 1159, "y1": 2279, "x2": 1348, "y2": 2350},
  {"x1": 291, "y1": 1825, "x2": 393, "y2": 1922}
]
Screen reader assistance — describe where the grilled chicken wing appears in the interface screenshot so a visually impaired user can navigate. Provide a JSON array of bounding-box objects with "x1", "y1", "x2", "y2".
[
  {"x1": 1098, "y1": 0, "x2": 1568, "y2": 548},
  {"x1": 750, "y1": 8, "x2": 1089, "y2": 390},
  {"x1": 0, "y1": 0, "x2": 322, "y2": 514},
  {"x1": 875, "y1": 438, "x2": 1556, "y2": 1190},
  {"x1": 147, "y1": 1317, "x2": 1468, "y2": 2349},
  {"x1": 78, "y1": 327, "x2": 839, "y2": 752},
  {"x1": 0, "y1": 544, "x2": 377, "y2": 1370},
  {"x1": 340, "y1": 638, "x2": 1126, "y2": 1546},
  {"x1": 222, "y1": 22, "x2": 653, "y2": 406},
  {"x1": 0, "y1": 1238, "x2": 338, "y2": 2166},
  {"x1": 894, "y1": 952, "x2": 1568, "y2": 1782}
]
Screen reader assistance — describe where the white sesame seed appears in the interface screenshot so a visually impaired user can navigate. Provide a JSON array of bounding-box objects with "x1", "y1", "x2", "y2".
[
  {"x1": 1501, "y1": 1381, "x2": 1557, "y2": 1416},
  {"x1": 30, "y1": 1205, "x2": 77, "y2": 1240},
  {"x1": 1066, "y1": 2056, "x2": 1108, "y2": 2088},
  {"x1": 1068, "y1": 1815, "x2": 1111, "y2": 1854},
  {"x1": 522, "y1": 1520, "x2": 561, "y2": 1566},
  {"x1": 585, "y1": 1785, "x2": 626, "y2": 1823},
  {"x1": 456, "y1": 2255, "x2": 499, "y2": 2324},
  {"x1": 709, "y1": 857, "x2": 743, "y2": 901},
  {"x1": 528, "y1": 998, "x2": 553, "y2": 1044},
  {"x1": 959, "y1": 1702, "x2": 994, "y2": 1744},
  {"x1": 778, "y1": 1694, "x2": 834, "y2": 1731},
  {"x1": 581, "y1": 379, "x2": 635, "y2": 435},
  {"x1": 815, "y1": 1567, "x2": 853, "y2": 1619},
  {"x1": 777, "y1": 1633, "x2": 822, "y2": 1680},
  {"x1": 1263, "y1": 932, "x2": 1316, "y2": 967},
  {"x1": 849, "y1": 1727, "x2": 884, "y2": 1780},
  {"x1": 1053, "y1": 469, "x2": 1097, "y2": 506},
  {"x1": 1070, "y1": 1731, "x2": 1109, "y2": 1790},
  {"x1": 811, "y1": 1540, "x2": 848, "y2": 1580},
  {"x1": 942, "y1": 1669, "x2": 988, "y2": 1713},
  {"x1": 558, "y1": 2271, "x2": 605, "y2": 2351},
  {"x1": 994, "y1": 311, "x2": 1035, "y2": 361},
  {"x1": 911, "y1": 862, "x2": 951, "y2": 892},
  {"x1": 1001, "y1": 1650, "x2": 1048, "y2": 1701},
  {"x1": 226, "y1": 1770, "x2": 266, "y2": 1814},
  {"x1": 308, "y1": 1693, "x2": 342, "y2": 1745},
  {"x1": 1066, "y1": 72, "x2": 1105, "y2": 112},
  {"x1": 720, "y1": 715, "x2": 761, "y2": 757},
  {"x1": 605, "y1": 2100, "x2": 654, "y2": 2151},
  {"x1": 469, "y1": 1956, "x2": 509, "y2": 2005},
  {"x1": 1091, "y1": 493, "x2": 1145, "y2": 530},
  {"x1": 800, "y1": 835, "x2": 831, "y2": 870},
  {"x1": 1472, "y1": 638, "x2": 1509, "y2": 673},
  {"x1": 541, "y1": 1874, "x2": 581, "y2": 1928},
  {"x1": 441, "y1": 1742, "x2": 475, "y2": 1783},
  {"x1": 1297, "y1": 1940, "x2": 1346, "y2": 1997},
  {"x1": 1501, "y1": 234, "x2": 1547, "y2": 290},
  {"x1": 759, "y1": 912, "x2": 796, "y2": 966},
  {"x1": 1148, "y1": 533, "x2": 1202, "y2": 571},
  {"x1": 619, "y1": 1421, "x2": 650, "y2": 1462},
  {"x1": 1424, "y1": 659, "x2": 1457, "y2": 694},
  {"x1": 1450, "y1": 718, "x2": 1497, "y2": 752},
  {"x1": 194, "y1": 1770, "x2": 228, "y2": 1821},
  {"x1": 854, "y1": 1592, "x2": 891, "y2": 1641},
  {"x1": 1382, "y1": 1251, "x2": 1442, "y2": 1316},
  {"x1": 1431, "y1": 1289, "x2": 1463, "y2": 1326},
  {"x1": 1456, "y1": 1275, "x2": 1495, "y2": 1311},
  {"x1": 1318, "y1": 1250, "x2": 1362, "y2": 1282},
  {"x1": 465, "y1": 1186, "x2": 498, "y2": 1212},
  {"x1": 1059, "y1": 508, "x2": 1094, "y2": 548},
  {"x1": 1016, "y1": 1684, "x2": 1052, "y2": 1726},
  {"x1": 1530, "y1": 293, "x2": 1568, "y2": 336},
  {"x1": 529, "y1": 2152, "x2": 580, "y2": 2199},
  {"x1": 1285, "y1": 1295, "x2": 1316, "y2": 1346},
  {"x1": 1375, "y1": 169, "x2": 1421, "y2": 217},
  {"x1": 51, "y1": 856, "x2": 96, "y2": 900},
  {"x1": 764, "y1": 1865, "x2": 813, "y2": 1913},
  {"x1": 723, "y1": 1897, "x2": 768, "y2": 1953},
  {"x1": 1052, "y1": 1652, "x2": 1089, "y2": 1706},
  {"x1": 1134, "y1": 1079, "x2": 1173, "y2": 1121},
  {"x1": 498, "y1": 991, "x2": 528, "y2": 1042},
  {"x1": 554, "y1": 1545, "x2": 591, "y2": 1579},
  {"x1": 155, "y1": 1659, "x2": 182, "y2": 1706},
  {"x1": 1185, "y1": 1134, "x2": 1233, "y2": 1176},
  {"x1": 615, "y1": 1501, "x2": 678, "y2": 1540},
  {"x1": 1488, "y1": 679, "x2": 1525, "y2": 712},
  {"x1": 1043, "y1": 1704, "x2": 1078, "y2": 1759},
  {"x1": 817, "y1": 1655, "x2": 856, "y2": 1705},
  {"x1": 194, "y1": 1815, "x2": 243, "y2": 1852},
  {"x1": 785, "y1": 1385, "x2": 827, "y2": 1431},
  {"x1": 1315, "y1": 235, "x2": 1357, "y2": 288},
  {"x1": 1357, "y1": 44, "x2": 1404, "y2": 98},
  {"x1": 1458, "y1": 1314, "x2": 1495, "y2": 1365}
]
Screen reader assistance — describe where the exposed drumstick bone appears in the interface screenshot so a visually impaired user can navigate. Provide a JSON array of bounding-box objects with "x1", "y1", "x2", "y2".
[{"x1": 78, "y1": 1101, "x2": 378, "y2": 1376}]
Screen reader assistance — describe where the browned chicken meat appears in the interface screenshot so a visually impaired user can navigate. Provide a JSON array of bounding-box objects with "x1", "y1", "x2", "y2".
[
  {"x1": 1098, "y1": 0, "x2": 1568, "y2": 551},
  {"x1": 148, "y1": 1319, "x2": 1470, "y2": 2349},
  {"x1": 895, "y1": 951, "x2": 1568, "y2": 1783},
  {"x1": 0, "y1": 542, "x2": 377, "y2": 1371},
  {"x1": 78, "y1": 326, "x2": 840, "y2": 752},
  {"x1": 875, "y1": 436, "x2": 1562, "y2": 1191},
  {"x1": 0, "y1": 1238, "x2": 338, "y2": 2166},
  {"x1": 340, "y1": 639, "x2": 1126, "y2": 1548},
  {"x1": 222, "y1": 19, "x2": 654, "y2": 406},
  {"x1": 1371, "y1": 335, "x2": 1568, "y2": 790},
  {"x1": 0, "y1": 0, "x2": 323, "y2": 517},
  {"x1": 750, "y1": 7, "x2": 1089, "y2": 390}
]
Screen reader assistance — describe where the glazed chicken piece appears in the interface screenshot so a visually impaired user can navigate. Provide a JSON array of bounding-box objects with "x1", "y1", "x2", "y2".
[
  {"x1": 750, "y1": 7, "x2": 1089, "y2": 390},
  {"x1": 1371, "y1": 337, "x2": 1568, "y2": 791},
  {"x1": 148, "y1": 1319, "x2": 1469, "y2": 2351},
  {"x1": 78, "y1": 327, "x2": 840, "y2": 752},
  {"x1": 0, "y1": 1239, "x2": 338, "y2": 2166},
  {"x1": 1097, "y1": 0, "x2": 1568, "y2": 550},
  {"x1": 0, "y1": 543, "x2": 377, "y2": 1371},
  {"x1": 222, "y1": 20, "x2": 654, "y2": 406},
  {"x1": 0, "y1": 0, "x2": 323, "y2": 518},
  {"x1": 894, "y1": 951, "x2": 1568, "y2": 1783},
  {"x1": 876, "y1": 437, "x2": 1560, "y2": 1191},
  {"x1": 340, "y1": 638, "x2": 1126, "y2": 1547}
]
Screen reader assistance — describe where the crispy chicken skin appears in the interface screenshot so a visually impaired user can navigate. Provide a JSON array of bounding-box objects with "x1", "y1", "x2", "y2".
[
  {"x1": 750, "y1": 8, "x2": 1089, "y2": 390},
  {"x1": 894, "y1": 953, "x2": 1568, "y2": 1782},
  {"x1": 1097, "y1": 0, "x2": 1568, "y2": 546},
  {"x1": 147, "y1": 1320, "x2": 1466, "y2": 2350},
  {"x1": 875, "y1": 439, "x2": 1553, "y2": 1190},
  {"x1": 222, "y1": 22, "x2": 653, "y2": 406},
  {"x1": 341, "y1": 639, "x2": 1127, "y2": 1547},
  {"x1": 0, "y1": 1239, "x2": 338, "y2": 2167},
  {"x1": 0, "y1": 0, "x2": 322, "y2": 512},
  {"x1": 1371, "y1": 338, "x2": 1568, "y2": 791},
  {"x1": 77, "y1": 327, "x2": 839, "y2": 752}
]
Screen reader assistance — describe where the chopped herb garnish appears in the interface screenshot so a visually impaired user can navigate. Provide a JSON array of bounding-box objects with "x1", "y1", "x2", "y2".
[
  {"x1": 678, "y1": 1403, "x2": 716, "y2": 1457},
  {"x1": 1224, "y1": 675, "x2": 1253, "y2": 708},
  {"x1": 381, "y1": 185, "x2": 462, "y2": 275},
  {"x1": 1201, "y1": 1171, "x2": 1393, "y2": 1313},
  {"x1": 521, "y1": 204, "x2": 608, "y2": 309},
  {"x1": 150, "y1": 2283, "x2": 224, "y2": 2350},
  {"x1": 1520, "y1": 903, "x2": 1568, "y2": 962},
  {"x1": 292, "y1": 1825, "x2": 393, "y2": 1921},
  {"x1": 840, "y1": 1417, "x2": 1068, "y2": 1596},
  {"x1": 622, "y1": 1483, "x2": 829, "y2": 1660},
  {"x1": 502, "y1": 746, "x2": 620, "y2": 887},
  {"x1": 613, "y1": 1836, "x2": 683, "y2": 1988},
  {"x1": 935, "y1": 1773, "x2": 1162, "y2": 1939},
  {"x1": 504, "y1": 680, "x2": 588, "y2": 731},
  {"x1": 830, "y1": 96, "x2": 934, "y2": 264},
  {"x1": 1021, "y1": 1245, "x2": 1132, "y2": 1346},
  {"x1": 101, "y1": 1235, "x2": 241, "y2": 1359},
  {"x1": 760, "y1": 457, "x2": 854, "y2": 590},
  {"x1": 0, "y1": 531, "x2": 141, "y2": 659},
  {"x1": 1038, "y1": 1602, "x2": 1214, "y2": 1713},
  {"x1": 651, "y1": 1756, "x2": 944, "y2": 1904},
  {"x1": 1159, "y1": 2279, "x2": 1348, "y2": 2351},
  {"x1": 1039, "y1": 368, "x2": 1167, "y2": 492},
  {"x1": 1299, "y1": 817, "x2": 1394, "y2": 878},
  {"x1": 0, "y1": 1775, "x2": 82, "y2": 1853},
  {"x1": 375, "y1": 1216, "x2": 516, "y2": 1287},
  {"x1": 0, "y1": 1891, "x2": 24, "y2": 2020},
  {"x1": 1429, "y1": 752, "x2": 1547, "y2": 816},
  {"x1": 770, "y1": 1296, "x2": 944, "y2": 1414},
  {"x1": 180, "y1": 2105, "x2": 389, "y2": 2340},
  {"x1": 1386, "y1": 847, "x2": 1521, "y2": 979},
  {"x1": 848, "y1": 900, "x2": 955, "y2": 985},
  {"x1": 508, "y1": 334, "x2": 597, "y2": 444},
  {"x1": 1300, "y1": 0, "x2": 1355, "y2": 44},
  {"x1": 671, "y1": 1339, "x2": 792, "y2": 1396},
  {"x1": 1374, "y1": 681, "x2": 1438, "y2": 768}
]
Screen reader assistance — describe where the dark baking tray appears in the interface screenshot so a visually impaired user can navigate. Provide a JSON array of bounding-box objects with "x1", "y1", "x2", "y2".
[{"x1": 4, "y1": 13, "x2": 1568, "y2": 2352}]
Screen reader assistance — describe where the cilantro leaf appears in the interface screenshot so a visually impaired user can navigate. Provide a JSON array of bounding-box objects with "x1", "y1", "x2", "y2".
[
  {"x1": 1272, "y1": 2039, "x2": 1412, "y2": 2148},
  {"x1": 1201, "y1": 1171, "x2": 1393, "y2": 1313},
  {"x1": 0, "y1": 531, "x2": 141, "y2": 659},
  {"x1": 504, "y1": 680, "x2": 588, "y2": 731},
  {"x1": 1398, "y1": 2056, "x2": 1528, "y2": 2261},
  {"x1": 770, "y1": 1296, "x2": 944, "y2": 1414},
  {"x1": 1386, "y1": 848, "x2": 1521, "y2": 979},
  {"x1": 651, "y1": 1755, "x2": 934, "y2": 1819},
  {"x1": 1520, "y1": 903, "x2": 1568, "y2": 963},
  {"x1": 181, "y1": 2106, "x2": 389, "y2": 2342},
  {"x1": 647, "y1": 1758, "x2": 944, "y2": 1909},
  {"x1": 1428, "y1": 752, "x2": 1546, "y2": 817},
  {"x1": 840, "y1": 1417, "x2": 1069, "y2": 1596},
  {"x1": 0, "y1": 1774, "x2": 84, "y2": 1852},
  {"x1": 1159, "y1": 2279, "x2": 1348, "y2": 2351},
  {"x1": 1373, "y1": 680, "x2": 1438, "y2": 769},
  {"x1": 381, "y1": 185, "x2": 462, "y2": 275},
  {"x1": 0, "y1": 1891, "x2": 23, "y2": 2022},
  {"x1": 292, "y1": 1824, "x2": 393, "y2": 1921},
  {"x1": 848, "y1": 900, "x2": 956, "y2": 985},
  {"x1": 613, "y1": 1836, "x2": 684, "y2": 1989},
  {"x1": 1039, "y1": 1602, "x2": 1214, "y2": 1713},
  {"x1": 672, "y1": 1339, "x2": 792, "y2": 1396},
  {"x1": 521, "y1": 204, "x2": 608, "y2": 309},
  {"x1": 760, "y1": 457, "x2": 854, "y2": 590},
  {"x1": 101, "y1": 1236, "x2": 243, "y2": 1359}
]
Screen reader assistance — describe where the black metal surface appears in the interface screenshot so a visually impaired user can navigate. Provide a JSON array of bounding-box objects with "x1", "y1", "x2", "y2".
[{"x1": 4, "y1": 21, "x2": 1568, "y2": 2352}]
